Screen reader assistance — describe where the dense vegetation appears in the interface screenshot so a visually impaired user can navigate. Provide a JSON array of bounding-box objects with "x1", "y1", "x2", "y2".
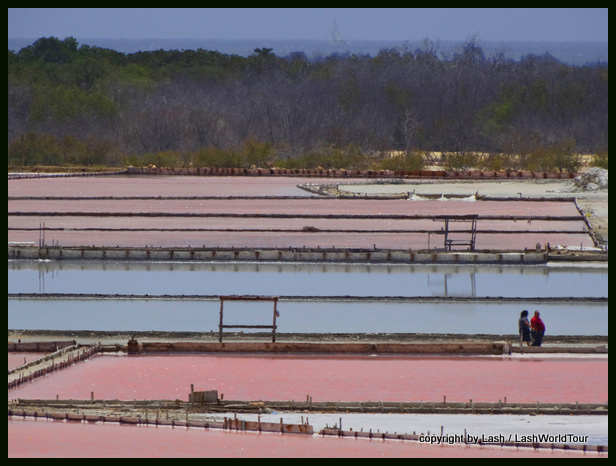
[{"x1": 8, "y1": 37, "x2": 608, "y2": 171}]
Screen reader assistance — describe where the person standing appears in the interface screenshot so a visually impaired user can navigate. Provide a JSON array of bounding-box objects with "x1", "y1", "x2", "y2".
[
  {"x1": 531, "y1": 310, "x2": 546, "y2": 346},
  {"x1": 518, "y1": 310, "x2": 532, "y2": 347}
]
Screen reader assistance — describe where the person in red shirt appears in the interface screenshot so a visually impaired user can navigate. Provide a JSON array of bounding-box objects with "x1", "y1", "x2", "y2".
[{"x1": 531, "y1": 310, "x2": 546, "y2": 346}]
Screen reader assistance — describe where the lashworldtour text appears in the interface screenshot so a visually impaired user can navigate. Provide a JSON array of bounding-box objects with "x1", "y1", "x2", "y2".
[{"x1": 511, "y1": 434, "x2": 589, "y2": 444}]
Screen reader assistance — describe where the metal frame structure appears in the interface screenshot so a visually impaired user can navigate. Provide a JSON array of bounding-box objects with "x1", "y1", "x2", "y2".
[
  {"x1": 218, "y1": 295, "x2": 279, "y2": 343},
  {"x1": 443, "y1": 215, "x2": 478, "y2": 251}
]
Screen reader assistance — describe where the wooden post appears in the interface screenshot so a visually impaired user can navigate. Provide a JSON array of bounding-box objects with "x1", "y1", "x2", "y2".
[
  {"x1": 519, "y1": 331, "x2": 523, "y2": 350},
  {"x1": 218, "y1": 298, "x2": 224, "y2": 342},
  {"x1": 272, "y1": 298, "x2": 278, "y2": 343}
]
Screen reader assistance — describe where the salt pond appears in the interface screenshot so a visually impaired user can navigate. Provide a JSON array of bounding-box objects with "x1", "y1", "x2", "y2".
[
  {"x1": 8, "y1": 260, "x2": 608, "y2": 298},
  {"x1": 8, "y1": 260, "x2": 607, "y2": 335}
]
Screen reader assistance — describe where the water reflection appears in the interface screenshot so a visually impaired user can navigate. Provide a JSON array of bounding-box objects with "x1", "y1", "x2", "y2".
[
  {"x1": 8, "y1": 260, "x2": 608, "y2": 298},
  {"x1": 7, "y1": 299, "x2": 607, "y2": 335}
]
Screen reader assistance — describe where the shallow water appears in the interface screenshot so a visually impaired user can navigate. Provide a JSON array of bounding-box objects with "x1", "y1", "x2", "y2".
[
  {"x1": 9, "y1": 353, "x2": 608, "y2": 404},
  {"x1": 8, "y1": 261, "x2": 608, "y2": 335},
  {"x1": 10, "y1": 417, "x2": 597, "y2": 458},
  {"x1": 7, "y1": 299, "x2": 607, "y2": 335},
  {"x1": 8, "y1": 260, "x2": 608, "y2": 298}
]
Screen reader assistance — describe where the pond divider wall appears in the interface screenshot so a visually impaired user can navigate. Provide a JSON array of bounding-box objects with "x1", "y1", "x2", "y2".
[
  {"x1": 124, "y1": 166, "x2": 576, "y2": 179},
  {"x1": 8, "y1": 167, "x2": 577, "y2": 179},
  {"x1": 131, "y1": 341, "x2": 607, "y2": 355},
  {"x1": 9, "y1": 399, "x2": 608, "y2": 418},
  {"x1": 7, "y1": 407, "x2": 313, "y2": 435},
  {"x1": 9, "y1": 245, "x2": 607, "y2": 264},
  {"x1": 8, "y1": 344, "x2": 102, "y2": 391},
  {"x1": 9, "y1": 245, "x2": 559, "y2": 264},
  {"x1": 137, "y1": 341, "x2": 509, "y2": 355}
]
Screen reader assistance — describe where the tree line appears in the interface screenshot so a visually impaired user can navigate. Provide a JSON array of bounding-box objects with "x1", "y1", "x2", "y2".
[{"x1": 8, "y1": 37, "x2": 608, "y2": 171}]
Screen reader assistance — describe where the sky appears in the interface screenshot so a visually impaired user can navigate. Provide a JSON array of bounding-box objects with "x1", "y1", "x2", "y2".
[{"x1": 7, "y1": 8, "x2": 608, "y2": 43}]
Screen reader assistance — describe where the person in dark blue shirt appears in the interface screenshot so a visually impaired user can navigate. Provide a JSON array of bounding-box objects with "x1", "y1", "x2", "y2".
[{"x1": 518, "y1": 310, "x2": 532, "y2": 346}]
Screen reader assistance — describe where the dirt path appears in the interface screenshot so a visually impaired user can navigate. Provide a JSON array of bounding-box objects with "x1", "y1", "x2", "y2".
[{"x1": 7, "y1": 330, "x2": 608, "y2": 347}]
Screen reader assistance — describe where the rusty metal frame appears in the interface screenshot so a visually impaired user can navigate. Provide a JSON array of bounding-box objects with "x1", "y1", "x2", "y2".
[
  {"x1": 443, "y1": 215, "x2": 478, "y2": 251},
  {"x1": 218, "y1": 295, "x2": 279, "y2": 343}
]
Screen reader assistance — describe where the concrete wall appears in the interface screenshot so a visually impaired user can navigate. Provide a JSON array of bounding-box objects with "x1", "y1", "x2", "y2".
[
  {"x1": 138, "y1": 341, "x2": 509, "y2": 355},
  {"x1": 9, "y1": 245, "x2": 549, "y2": 265},
  {"x1": 135, "y1": 341, "x2": 607, "y2": 355},
  {"x1": 126, "y1": 166, "x2": 575, "y2": 179}
]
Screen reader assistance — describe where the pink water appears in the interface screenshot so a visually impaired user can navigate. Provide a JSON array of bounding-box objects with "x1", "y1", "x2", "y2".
[
  {"x1": 8, "y1": 417, "x2": 598, "y2": 458},
  {"x1": 8, "y1": 197, "x2": 581, "y2": 216},
  {"x1": 9, "y1": 215, "x2": 585, "y2": 232},
  {"x1": 8, "y1": 353, "x2": 48, "y2": 371},
  {"x1": 9, "y1": 354, "x2": 607, "y2": 404},
  {"x1": 9, "y1": 354, "x2": 607, "y2": 457},
  {"x1": 7, "y1": 175, "x2": 318, "y2": 198},
  {"x1": 9, "y1": 176, "x2": 593, "y2": 249},
  {"x1": 8, "y1": 228, "x2": 592, "y2": 250}
]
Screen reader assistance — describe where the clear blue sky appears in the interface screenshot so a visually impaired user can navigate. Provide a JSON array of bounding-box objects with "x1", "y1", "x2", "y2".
[{"x1": 8, "y1": 8, "x2": 608, "y2": 42}]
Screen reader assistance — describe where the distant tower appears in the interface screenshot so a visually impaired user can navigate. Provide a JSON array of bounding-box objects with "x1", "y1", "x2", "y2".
[{"x1": 330, "y1": 19, "x2": 344, "y2": 44}]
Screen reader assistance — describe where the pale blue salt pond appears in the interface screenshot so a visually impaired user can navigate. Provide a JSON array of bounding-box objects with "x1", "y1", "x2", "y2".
[
  {"x1": 7, "y1": 260, "x2": 608, "y2": 298},
  {"x1": 8, "y1": 260, "x2": 607, "y2": 335}
]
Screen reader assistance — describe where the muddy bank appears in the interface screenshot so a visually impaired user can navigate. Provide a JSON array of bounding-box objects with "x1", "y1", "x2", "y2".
[{"x1": 7, "y1": 330, "x2": 608, "y2": 346}]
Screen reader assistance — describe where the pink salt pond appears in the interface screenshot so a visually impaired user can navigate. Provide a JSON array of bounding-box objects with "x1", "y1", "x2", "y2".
[
  {"x1": 8, "y1": 417, "x2": 599, "y2": 458},
  {"x1": 9, "y1": 354, "x2": 607, "y2": 404},
  {"x1": 8, "y1": 176, "x2": 595, "y2": 250},
  {"x1": 9, "y1": 354, "x2": 607, "y2": 457},
  {"x1": 8, "y1": 353, "x2": 47, "y2": 371}
]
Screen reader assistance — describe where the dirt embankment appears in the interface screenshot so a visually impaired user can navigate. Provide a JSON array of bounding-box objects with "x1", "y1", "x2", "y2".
[{"x1": 7, "y1": 330, "x2": 608, "y2": 346}]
